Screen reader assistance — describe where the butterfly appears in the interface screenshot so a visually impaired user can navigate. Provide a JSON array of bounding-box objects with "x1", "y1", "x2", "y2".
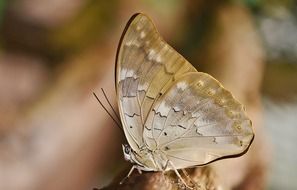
[{"x1": 114, "y1": 13, "x2": 254, "y2": 186}]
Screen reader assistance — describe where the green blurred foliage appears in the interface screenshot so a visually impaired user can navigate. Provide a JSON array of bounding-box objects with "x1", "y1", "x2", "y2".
[
  {"x1": 239, "y1": 0, "x2": 296, "y2": 12},
  {"x1": 0, "y1": 0, "x2": 7, "y2": 48},
  {"x1": 48, "y1": 0, "x2": 118, "y2": 60},
  {"x1": 0, "y1": 0, "x2": 6, "y2": 23},
  {"x1": 263, "y1": 63, "x2": 297, "y2": 101},
  {"x1": 143, "y1": 0, "x2": 182, "y2": 15}
]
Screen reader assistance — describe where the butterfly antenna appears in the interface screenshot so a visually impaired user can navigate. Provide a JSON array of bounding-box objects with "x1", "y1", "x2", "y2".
[
  {"x1": 101, "y1": 88, "x2": 121, "y2": 121},
  {"x1": 93, "y1": 92, "x2": 123, "y2": 131}
]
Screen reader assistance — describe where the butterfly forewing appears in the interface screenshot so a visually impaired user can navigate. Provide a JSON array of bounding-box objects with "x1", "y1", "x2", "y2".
[
  {"x1": 143, "y1": 72, "x2": 254, "y2": 168},
  {"x1": 116, "y1": 13, "x2": 197, "y2": 151}
]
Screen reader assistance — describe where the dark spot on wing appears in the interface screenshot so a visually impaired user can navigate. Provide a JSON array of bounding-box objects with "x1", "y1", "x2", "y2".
[
  {"x1": 177, "y1": 124, "x2": 186, "y2": 129},
  {"x1": 153, "y1": 128, "x2": 162, "y2": 131},
  {"x1": 145, "y1": 95, "x2": 155, "y2": 100},
  {"x1": 144, "y1": 125, "x2": 151, "y2": 131}
]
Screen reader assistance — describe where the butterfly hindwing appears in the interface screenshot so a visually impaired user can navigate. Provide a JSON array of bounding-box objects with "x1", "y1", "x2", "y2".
[
  {"x1": 143, "y1": 72, "x2": 254, "y2": 169},
  {"x1": 116, "y1": 14, "x2": 197, "y2": 150}
]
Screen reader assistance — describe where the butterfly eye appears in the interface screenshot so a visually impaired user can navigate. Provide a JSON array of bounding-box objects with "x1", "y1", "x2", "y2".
[{"x1": 124, "y1": 146, "x2": 130, "y2": 154}]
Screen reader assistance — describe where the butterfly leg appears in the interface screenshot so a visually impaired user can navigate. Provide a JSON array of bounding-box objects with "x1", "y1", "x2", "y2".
[
  {"x1": 160, "y1": 160, "x2": 170, "y2": 182},
  {"x1": 168, "y1": 161, "x2": 193, "y2": 189},
  {"x1": 163, "y1": 160, "x2": 170, "y2": 170},
  {"x1": 181, "y1": 169, "x2": 198, "y2": 188},
  {"x1": 120, "y1": 165, "x2": 142, "y2": 184}
]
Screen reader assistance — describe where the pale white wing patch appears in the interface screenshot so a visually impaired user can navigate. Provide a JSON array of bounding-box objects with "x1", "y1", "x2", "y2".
[
  {"x1": 143, "y1": 72, "x2": 254, "y2": 168},
  {"x1": 116, "y1": 14, "x2": 197, "y2": 151}
]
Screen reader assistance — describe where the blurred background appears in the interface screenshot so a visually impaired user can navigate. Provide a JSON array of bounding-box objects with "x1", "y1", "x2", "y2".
[{"x1": 0, "y1": 0, "x2": 296, "y2": 189}]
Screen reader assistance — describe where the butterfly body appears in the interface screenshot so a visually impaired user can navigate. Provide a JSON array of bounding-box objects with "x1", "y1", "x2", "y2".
[
  {"x1": 123, "y1": 144, "x2": 172, "y2": 171},
  {"x1": 115, "y1": 13, "x2": 254, "y2": 175}
]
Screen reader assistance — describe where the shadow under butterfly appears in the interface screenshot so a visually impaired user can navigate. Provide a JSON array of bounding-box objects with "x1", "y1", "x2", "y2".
[{"x1": 97, "y1": 13, "x2": 254, "y2": 189}]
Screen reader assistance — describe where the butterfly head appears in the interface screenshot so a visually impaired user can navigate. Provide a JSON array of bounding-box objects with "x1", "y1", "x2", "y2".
[
  {"x1": 122, "y1": 144, "x2": 134, "y2": 163},
  {"x1": 122, "y1": 144, "x2": 156, "y2": 171}
]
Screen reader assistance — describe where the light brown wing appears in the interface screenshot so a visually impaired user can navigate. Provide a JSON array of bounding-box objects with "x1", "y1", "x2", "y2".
[
  {"x1": 143, "y1": 72, "x2": 254, "y2": 168},
  {"x1": 115, "y1": 13, "x2": 197, "y2": 151}
]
